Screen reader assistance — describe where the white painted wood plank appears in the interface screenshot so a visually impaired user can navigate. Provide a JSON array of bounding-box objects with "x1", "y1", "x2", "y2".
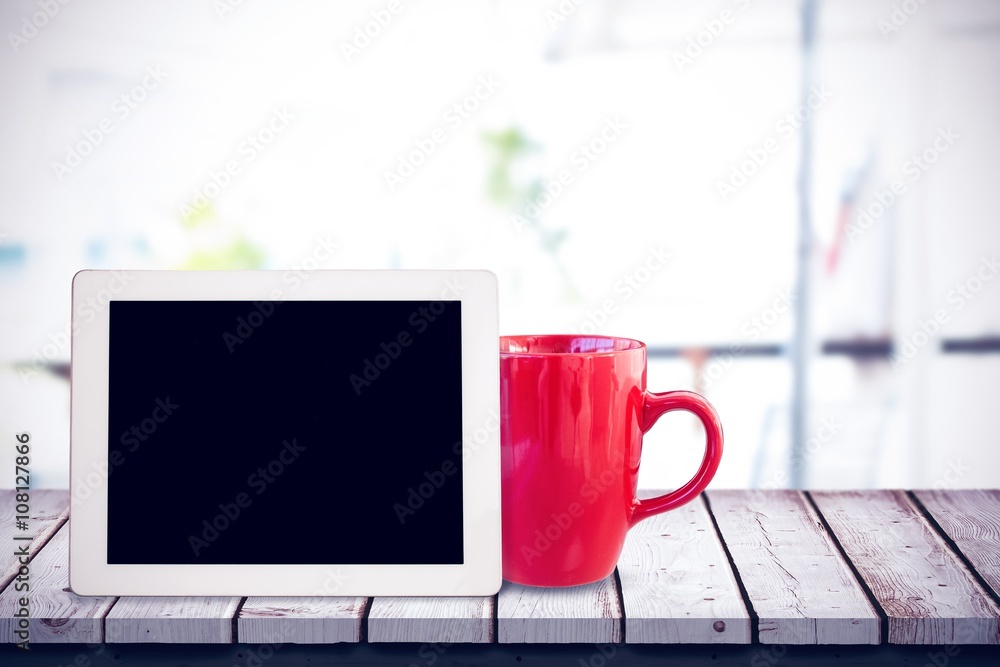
[
  {"x1": 105, "y1": 596, "x2": 242, "y2": 643},
  {"x1": 618, "y1": 494, "x2": 751, "y2": 644},
  {"x1": 497, "y1": 575, "x2": 621, "y2": 643},
  {"x1": 707, "y1": 490, "x2": 880, "y2": 644},
  {"x1": 239, "y1": 597, "x2": 368, "y2": 644},
  {"x1": 812, "y1": 490, "x2": 1000, "y2": 645},
  {"x1": 913, "y1": 489, "x2": 1000, "y2": 600},
  {"x1": 0, "y1": 524, "x2": 116, "y2": 643},
  {"x1": 367, "y1": 597, "x2": 493, "y2": 643},
  {"x1": 0, "y1": 490, "x2": 69, "y2": 590}
]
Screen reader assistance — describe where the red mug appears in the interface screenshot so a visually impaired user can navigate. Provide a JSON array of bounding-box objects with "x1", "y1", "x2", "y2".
[{"x1": 499, "y1": 335, "x2": 724, "y2": 587}]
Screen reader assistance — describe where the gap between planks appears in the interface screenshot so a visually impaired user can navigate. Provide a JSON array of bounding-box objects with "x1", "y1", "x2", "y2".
[
  {"x1": 910, "y1": 489, "x2": 1000, "y2": 606},
  {"x1": 811, "y1": 490, "x2": 1000, "y2": 645},
  {"x1": 706, "y1": 490, "x2": 881, "y2": 645},
  {"x1": 0, "y1": 490, "x2": 70, "y2": 591},
  {"x1": 618, "y1": 493, "x2": 751, "y2": 644},
  {"x1": 8, "y1": 490, "x2": 1000, "y2": 646},
  {"x1": 0, "y1": 522, "x2": 116, "y2": 643},
  {"x1": 104, "y1": 596, "x2": 243, "y2": 643}
]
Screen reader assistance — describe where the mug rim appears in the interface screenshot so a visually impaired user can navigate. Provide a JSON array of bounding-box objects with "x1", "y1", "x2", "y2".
[{"x1": 500, "y1": 334, "x2": 646, "y2": 357}]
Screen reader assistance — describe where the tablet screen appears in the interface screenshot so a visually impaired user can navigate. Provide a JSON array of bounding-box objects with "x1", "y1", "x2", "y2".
[{"x1": 105, "y1": 299, "x2": 464, "y2": 565}]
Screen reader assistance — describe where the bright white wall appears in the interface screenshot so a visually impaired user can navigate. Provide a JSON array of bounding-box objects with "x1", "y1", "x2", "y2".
[{"x1": 0, "y1": 0, "x2": 997, "y2": 489}]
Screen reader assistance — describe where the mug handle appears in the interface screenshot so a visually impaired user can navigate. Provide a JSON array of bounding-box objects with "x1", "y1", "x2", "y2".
[{"x1": 629, "y1": 390, "x2": 724, "y2": 527}]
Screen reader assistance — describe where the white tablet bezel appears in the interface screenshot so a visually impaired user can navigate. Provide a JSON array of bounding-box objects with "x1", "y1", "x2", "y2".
[{"x1": 69, "y1": 269, "x2": 500, "y2": 596}]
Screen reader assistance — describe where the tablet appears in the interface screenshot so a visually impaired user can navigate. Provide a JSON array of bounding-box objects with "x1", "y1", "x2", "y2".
[{"x1": 69, "y1": 270, "x2": 501, "y2": 596}]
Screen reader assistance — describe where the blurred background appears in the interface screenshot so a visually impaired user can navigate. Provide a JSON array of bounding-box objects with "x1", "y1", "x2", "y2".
[{"x1": 1, "y1": 0, "x2": 997, "y2": 491}]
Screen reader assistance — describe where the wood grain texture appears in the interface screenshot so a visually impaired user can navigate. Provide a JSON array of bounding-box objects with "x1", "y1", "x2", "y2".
[
  {"x1": 0, "y1": 490, "x2": 69, "y2": 591},
  {"x1": 617, "y1": 494, "x2": 751, "y2": 644},
  {"x1": 239, "y1": 597, "x2": 368, "y2": 644},
  {"x1": 913, "y1": 489, "x2": 1000, "y2": 601},
  {"x1": 367, "y1": 597, "x2": 493, "y2": 643},
  {"x1": 497, "y1": 575, "x2": 621, "y2": 643},
  {"x1": 8, "y1": 488, "x2": 1000, "y2": 647},
  {"x1": 0, "y1": 524, "x2": 116, "y2": 643},
  {"x1": 707, "y1": 490, "x2": 880, "y2": 644},
  {"x1": 812, "y1": 490, "x2": 1000, "y2": 645},
  {"x1": 105, "y1": 596, "x2": 242, "y2": 643}
]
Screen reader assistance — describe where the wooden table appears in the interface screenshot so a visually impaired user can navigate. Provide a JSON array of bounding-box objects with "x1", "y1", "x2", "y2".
[{"x1": 3, "y1": 489, "x2": 1000, "y2": 665}]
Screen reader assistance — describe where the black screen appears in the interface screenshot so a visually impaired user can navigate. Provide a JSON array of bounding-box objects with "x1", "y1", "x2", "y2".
[{"x1": 106, "y1": 300, "x2": 463, "y2": 565}]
